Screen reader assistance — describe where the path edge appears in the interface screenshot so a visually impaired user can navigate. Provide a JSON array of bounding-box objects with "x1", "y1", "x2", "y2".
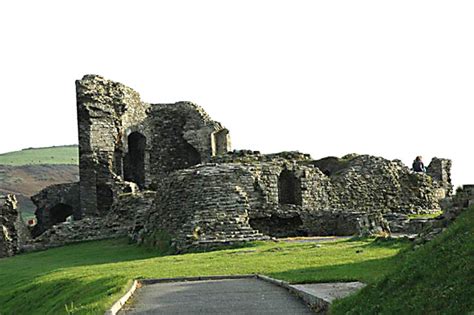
[
  {"x1": 256, "y1": 274, "x2": 330, "y2": 314},
  {"x1": 104, "y1": 279, "x2": 139, "y2": 315}
]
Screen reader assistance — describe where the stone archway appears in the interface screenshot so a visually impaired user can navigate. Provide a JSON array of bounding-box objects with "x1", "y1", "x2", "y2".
[{"x1": 49, "y1": 203, "x2": 74, "y2": 225}]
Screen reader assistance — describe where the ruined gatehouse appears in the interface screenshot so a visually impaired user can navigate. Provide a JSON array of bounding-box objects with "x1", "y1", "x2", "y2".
[{"x1": 2, "y1": 75, "x2": 460, "y2": 255}]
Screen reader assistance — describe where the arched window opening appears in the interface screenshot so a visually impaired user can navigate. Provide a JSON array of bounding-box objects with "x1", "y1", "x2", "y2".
[
  {"x1": 278, "y1": 170, "x2": 302, "y2": 205},
  {"x1": 124, "y1": 132, "x2": 146, "y2": 188},
  {"x1": 212, "y1": 129, "x2": 230, "y2": 156}
]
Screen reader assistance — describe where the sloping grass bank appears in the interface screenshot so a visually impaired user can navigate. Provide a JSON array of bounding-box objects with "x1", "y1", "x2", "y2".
[
  {"x1": 0, "y1": 238, "x2": 408, "y2": 314},
  {"x1": 332, "y1": 207, "x2": 474, "y2": 315}
]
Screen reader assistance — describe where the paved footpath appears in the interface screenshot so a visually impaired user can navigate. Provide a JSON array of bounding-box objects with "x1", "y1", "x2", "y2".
[{"x1": 120, "y1": 278, "x2": 314, "y2": 314}]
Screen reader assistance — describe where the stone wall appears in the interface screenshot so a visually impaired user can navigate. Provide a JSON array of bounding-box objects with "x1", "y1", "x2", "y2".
[
  {"x1": 24, "y1": 191, "x2": 155, "y2": 252},
  {"x1": 147, "y1": 102, "x2": 229, "y2": 186},
  {"x1": 325, "y1": 155, "x2": 446, "y2": 214},
  {"x1": 31, "y1": 182, "x2": 80, "y2": 236},
  {"x1": 0, "y1": 195, "x2": 30, "y2": 258},
  {"x1": 138, "y1": 152, "x2": 450, "y2": 251},
  {"x1": 413, "y1": 184, "x2": 474, "y2": 243},
  {"x1": 138, "y1": 164, "x2": 269, "y2": 252}
]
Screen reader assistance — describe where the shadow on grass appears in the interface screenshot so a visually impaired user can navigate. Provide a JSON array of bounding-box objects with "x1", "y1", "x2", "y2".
[
  {"x1": 267, "y1": 255, "x2": 398, "y2": 284},
  {"x1": 0, "y1": 238, "x2": 168, "y2": 292}
]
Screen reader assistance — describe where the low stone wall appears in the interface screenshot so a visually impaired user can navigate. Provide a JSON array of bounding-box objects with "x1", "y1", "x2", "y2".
[
  {"x1": 301, "y1": 211, "x2": 391, "y2": 237},
  {"x1": 415, "y1": 184, "x2": 474, "y2": 243},
  {"x1": 24, "y1": 191, "x2": 155, "y2": 252}
]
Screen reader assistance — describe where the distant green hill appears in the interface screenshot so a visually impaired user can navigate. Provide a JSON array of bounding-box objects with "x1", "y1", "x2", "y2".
[
  {"x1": 0, "y1": 145, "x2": 78, "y2": 165},
  {"x1": 0, "y1": 145, "x2": 79, "y2": 220}
]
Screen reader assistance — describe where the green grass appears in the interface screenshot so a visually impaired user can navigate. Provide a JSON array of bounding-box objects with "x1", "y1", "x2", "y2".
[
  {"x1": 407, "y1": 210, "x2": 443, "y2": 220},
  {"x1": 332, "y1": 207, "x2": 474, "y2": 315},
  {"x1": 0, "y1": 145, "x2": 78, "y2": 165},
  {"x1": 0, "y1": 237, "x2": 408, "y2": 314}
]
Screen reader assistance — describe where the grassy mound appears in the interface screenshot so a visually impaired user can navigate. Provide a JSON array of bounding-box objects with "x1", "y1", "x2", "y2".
[
  {"x1": 332, "y1": 207, "x2": 474, "y2": 315},
  {"x1": 0, "y1": 238, "x2": 408, "y2": 314},
  {"x1": 0, "y1": 145, "x2": 78, "y2": 165}
]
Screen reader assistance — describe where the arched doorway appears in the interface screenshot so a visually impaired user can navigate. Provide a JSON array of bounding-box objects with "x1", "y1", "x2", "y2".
[
  {"x1": 124, "y1": 132, "x2": 146, "y2": 188},
  {"x1": 49, "y1": 203, "x2": 74, "y2": 225},
  {"x1": 278, "y1": 170, "x2": 302, "y2": 206}
]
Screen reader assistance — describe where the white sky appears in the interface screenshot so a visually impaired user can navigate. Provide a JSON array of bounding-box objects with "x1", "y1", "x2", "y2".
[{"x1": 0, "y1": 1, "x2": 473, "y2": 187}]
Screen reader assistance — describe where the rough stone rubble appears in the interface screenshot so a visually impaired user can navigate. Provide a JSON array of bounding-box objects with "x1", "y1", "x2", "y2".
[
  {"x1": 0, "y1": 195, "x2": 30, "y2": 258},
  {"x1": 1, "y1": 75, "x2": 469, "y2": 255}
]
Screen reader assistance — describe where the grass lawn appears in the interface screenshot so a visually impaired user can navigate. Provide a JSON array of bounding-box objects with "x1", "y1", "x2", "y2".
[
  {"x1": 0, "y1": 237, "x2": 408, "y2": 314},
  {"x1": 0, "y1": 145, "x2": 78, "y2": 165}
]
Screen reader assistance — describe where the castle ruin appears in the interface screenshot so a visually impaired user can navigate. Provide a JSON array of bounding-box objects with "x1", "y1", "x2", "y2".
[{"x1": 1, "y1": 75, "x2": 464, "y2": 256}]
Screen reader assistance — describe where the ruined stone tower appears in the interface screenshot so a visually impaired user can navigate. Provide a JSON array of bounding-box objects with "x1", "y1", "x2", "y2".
[{"x1": 76, "y1": 75, "x2": 231, "y2": 218}]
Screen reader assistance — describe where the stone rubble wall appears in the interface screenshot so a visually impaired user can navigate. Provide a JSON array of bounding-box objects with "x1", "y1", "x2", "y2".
[
  {"x1": 327, "y1": 155, "x2": 445, "y2": 214},
  {"x1": 31, "y1": 182, "x2": 80, "y2": 237},
  {"x1": 25, "y1": 152, "x2": 454, "y2": 253},
  {"x1": 0, "y1": 195, "x2": 30, "y2": 258},
  {"x1": 138, "y1": 164, "x2": 270, "y2": 252},
  {"x1": 138, "y1": 151, "x2": 449, "y2": 251},
  {"x1": 212, "y1": 151, "x2": 451, "y2": 214},
  {"x1": 24, "y1": 191, "x2": 155, "y2": 252},
  {"x1": 415, "y1": 184, "x2": 474, "y2": 243}
]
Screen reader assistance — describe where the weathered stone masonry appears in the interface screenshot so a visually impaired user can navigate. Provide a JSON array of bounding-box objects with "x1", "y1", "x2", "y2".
[
  {"x1": 31, "y1": 182, "x2": 79, "y2": 237},
  {"x1": 0, "y1": 195, "x2": 30, "y2": 258},
  {"x1": 75, "y1": 75, "x2": 230, "y2": 218},
  {"x1": 12, "y1": 75, "x2": 459, "y2": 253},
  {"x1": 140, "y1": 151, "x2": 452, "y2": 250}
]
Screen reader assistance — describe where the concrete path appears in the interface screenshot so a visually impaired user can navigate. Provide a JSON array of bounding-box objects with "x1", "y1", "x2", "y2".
[
  {"x1": 120, "y1": 278, "x2": 314, "y2": 314},
  {"x1": 291, "y1": 282, "x2": 365, "y2": 303}
]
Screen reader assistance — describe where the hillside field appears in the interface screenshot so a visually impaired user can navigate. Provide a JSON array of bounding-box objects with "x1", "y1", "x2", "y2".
[{"x1": 0, "y1": 145, "x2": 78, "y2": 165}]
